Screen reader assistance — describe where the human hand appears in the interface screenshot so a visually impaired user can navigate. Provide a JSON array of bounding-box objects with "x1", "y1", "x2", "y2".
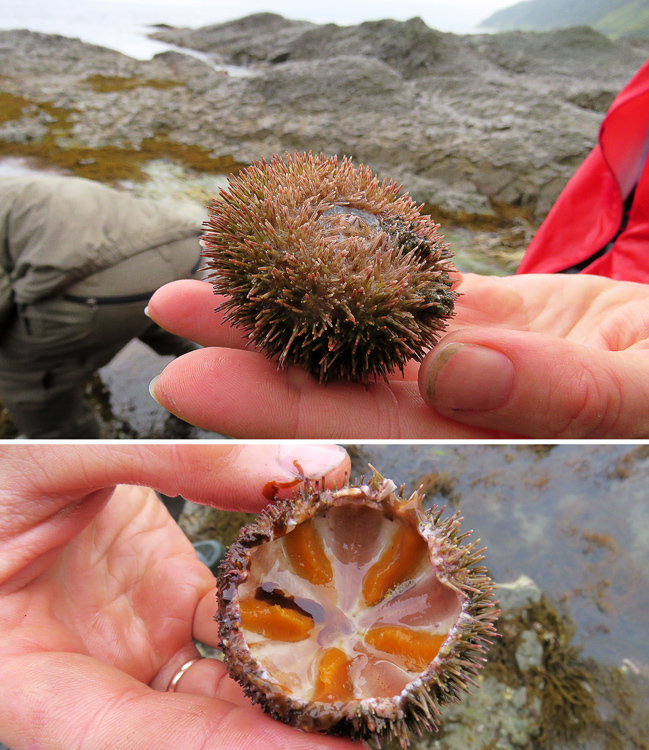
[
  {"x1": 147, "y1": 273, "x2": 649, "y2": 439},
  {"x1": 0, "y1": 444, "x2": 358, "y2": 750}
]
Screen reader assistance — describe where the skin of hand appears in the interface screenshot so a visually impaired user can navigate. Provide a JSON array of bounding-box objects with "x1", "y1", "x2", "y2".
[
  {"x1": 0, "y1": 444, "x2": 362, "y2": 750},
  {"x1": 146, "y1": 273, "x2": 649, "y2": 439}
]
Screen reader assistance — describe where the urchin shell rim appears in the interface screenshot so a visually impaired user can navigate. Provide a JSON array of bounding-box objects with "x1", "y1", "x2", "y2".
[{"x1": 216, "y1": 471, "x2": 498, "y2": 746}]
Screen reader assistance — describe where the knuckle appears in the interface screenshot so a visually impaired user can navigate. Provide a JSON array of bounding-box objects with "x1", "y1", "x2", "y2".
[{"x1": 556, "y1": 366, "x2": 621, "y2": 438}]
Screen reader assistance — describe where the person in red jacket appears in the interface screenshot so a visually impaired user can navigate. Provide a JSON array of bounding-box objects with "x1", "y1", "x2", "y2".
[
  {"x1": 143, "y1": 60, "x2": 649, "y2": 440},
  {"x1": 518, "y1": 58, "x2": 649, "y2": 281}
]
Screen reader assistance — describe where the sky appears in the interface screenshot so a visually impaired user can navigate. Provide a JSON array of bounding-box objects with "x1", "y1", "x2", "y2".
[{"x1": 0, "y1": 0, "x2": 520, "y2": 58}]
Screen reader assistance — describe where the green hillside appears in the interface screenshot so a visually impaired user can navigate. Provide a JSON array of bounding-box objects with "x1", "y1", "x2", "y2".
[
  {"x1": 595, "y1": 0, "x2": 649, "y2": 36},
  {"x1": 480, "y1": 0, "x2": 649, "y2": 38}
]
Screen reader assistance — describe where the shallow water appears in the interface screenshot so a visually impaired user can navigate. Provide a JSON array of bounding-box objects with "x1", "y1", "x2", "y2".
[
  {"x1": 351, "y1": 444, "x2": 649, "y2": 669},
  {"x1": 97, "y1": 340, "x2": 224, "y2": 439}
]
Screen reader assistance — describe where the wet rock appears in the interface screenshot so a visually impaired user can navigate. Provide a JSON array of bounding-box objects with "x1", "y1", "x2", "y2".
[
  {"x1": 0, "y1": 17, "x2": 646, "y2": 220},
  {"x1": 515, "y1": 629, "x2": 544, "y2": 671},
  {"x1": 416, "y1": 674, "x2": 543, "y2": 749},
  {"x1": 0, "y1": 115, "x2": 50, "y2": 143},
  {"x1": 497, "y1": 574, "x2": 542, "y2": 610}
]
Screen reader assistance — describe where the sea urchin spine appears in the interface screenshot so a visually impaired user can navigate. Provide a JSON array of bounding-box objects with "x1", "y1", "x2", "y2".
[
  {"x1": 202, "y1": 152, "x2": 458, "y2": 383},
  {"x1": 216, "y1": 467, "x2": 498, "y2": 748}
]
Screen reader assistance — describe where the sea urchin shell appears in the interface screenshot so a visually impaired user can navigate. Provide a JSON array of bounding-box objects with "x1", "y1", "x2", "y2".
[
  {"x1": 216, "y1": 467, "x2": 498, "y2": 748},
  {"x1": 203, "y1": 152, "x2": 458, "y2": 383}
]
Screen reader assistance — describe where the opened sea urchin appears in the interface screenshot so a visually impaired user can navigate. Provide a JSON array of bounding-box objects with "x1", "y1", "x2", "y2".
[
  {"x1": 217, "y1": 468, "x2": 498, "y2": 748},
  {"x1": 203, "y1": 152, "x2": 457, "y2": 383}
]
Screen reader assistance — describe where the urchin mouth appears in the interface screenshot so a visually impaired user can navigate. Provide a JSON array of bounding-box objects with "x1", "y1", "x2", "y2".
[
  {"x1": 235, "y1": 502, "x2": 463, "y2": 704},
  {"x1": 320, "y1": 204, "x2": 381, "y2": 228}
]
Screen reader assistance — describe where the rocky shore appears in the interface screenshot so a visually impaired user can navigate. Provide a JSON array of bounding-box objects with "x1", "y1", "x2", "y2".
[{"x1": 1, "y1": 14, "x2": 647, "y2": 221}]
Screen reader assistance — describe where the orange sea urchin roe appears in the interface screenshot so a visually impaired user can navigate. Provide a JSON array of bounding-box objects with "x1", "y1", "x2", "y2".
[
  {"x1": 364, "y1": 626, "x2": 447, "y2": 672},
  {"x1": 362, "y1": 524, "x2": 428, "y2": 607},
  {"x1": 282, "y1": 518, "x2": 334, "y2": 585},
  {"x1": 239, "y1": 598, "x2": 315, "y2": 642},
  {"x1": 313, "y1": 647, "x2": 355, "y2": 702}
]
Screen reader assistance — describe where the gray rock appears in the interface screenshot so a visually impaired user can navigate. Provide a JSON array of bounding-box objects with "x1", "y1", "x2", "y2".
[
  {"x1": 151, "y1": 12, "x2": 317, "y2": 66},
  {"x1": 418, "y1": 675, "x2": 542, "y2": 749},
  {"x1": 515, "y1": 629, "x2": 544, "y2": 671},
  {"x1": 1, "y1": 17, "x2": 646, "y2": 219},
  {"x1": 496, "y1": 574, "x2": 542, "y2": 611}
]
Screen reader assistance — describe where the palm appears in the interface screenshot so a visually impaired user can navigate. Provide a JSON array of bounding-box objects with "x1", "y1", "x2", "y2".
[
  {"x1": 452, "y1": 272, "x2": 649, "y2": 348},
  {"x1": 1, "y1": 446, "x2": 362, "y2": 750},
  {"x1": 8, "y1": 486, "x2": 207, "y2": 682}
]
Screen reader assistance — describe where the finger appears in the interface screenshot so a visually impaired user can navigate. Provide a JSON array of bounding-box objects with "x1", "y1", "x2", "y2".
[
  {"x1": 1, "y1": 444, "x2": 349, "y2": 511},
  {"x1": 171, "y1": 656, "x2": 251, "y2": 706},
  {"x1": 419, "y1": 327, "x2": 649, "y2": 438},
  {"x1": 450, "y1": 272, "x2": 530, "y2": 329},
  {"x1": 148, "y1": 641, "x2": 204, "y2": 693},
  {"x1": 0, "y1": 651, "x2": 364, "y2": 750},
  {"x1": 147, "y1": 280, "x2": 250, "y2": 349},
  {"x1": 194, "y1": 588, "x2": 222, "y2": 647},
  {"x1": 150, "y1": 346, "x2": 495, "y2": 439},
  {"x1": 149, "y1": 644, "x2": 249, "y2": 707}
]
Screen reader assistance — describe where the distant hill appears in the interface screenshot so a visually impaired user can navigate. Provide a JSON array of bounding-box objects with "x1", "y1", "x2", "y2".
[{"x1": 480, "y1": 0, "x2": 649, "y2": 38}]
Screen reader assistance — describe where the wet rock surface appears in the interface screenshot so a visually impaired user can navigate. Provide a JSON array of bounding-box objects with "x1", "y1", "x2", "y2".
[{"x1": 1, "y1": 17, "x2": 646, "y2": 220}]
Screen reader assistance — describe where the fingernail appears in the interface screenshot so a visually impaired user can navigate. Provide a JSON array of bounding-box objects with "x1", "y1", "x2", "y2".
[
  {"x1": 149, "y1": 374, "x2": 161, "y2": 405},
  {"x1": 427, "y1": 342, "x2": 514, "y2": 411},
  {"x1": 143, "y1": 305, "x2": 151, "y2": 318},
  {"x1": 277, "y1": 444, "x2": 347, "y2": 480}
]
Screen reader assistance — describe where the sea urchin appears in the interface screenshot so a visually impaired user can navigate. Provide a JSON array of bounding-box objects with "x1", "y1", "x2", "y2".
[
  {"x1": 216, "y1": 467, "x2": 498, "y2": 748},
  {"x1": 202, "y1": 152, "x2": 458, "y2": 383}
]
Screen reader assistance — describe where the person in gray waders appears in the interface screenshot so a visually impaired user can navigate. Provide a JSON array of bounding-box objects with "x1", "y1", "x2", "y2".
[{"x1": 0, "y1": 174, "x2": 204, "y2": 438}]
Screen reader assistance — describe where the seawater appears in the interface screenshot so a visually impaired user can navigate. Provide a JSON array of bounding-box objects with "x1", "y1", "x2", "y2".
[
  {"x1": 0, "y1": 0, "x2": 491, "y2": 59},
  {"x1": 352, "y1": 443, "x2": 649, "y2": 668}
]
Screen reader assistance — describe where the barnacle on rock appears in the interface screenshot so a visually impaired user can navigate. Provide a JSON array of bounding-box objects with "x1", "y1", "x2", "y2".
[
  {"x1": 202, "y1": 152, "x2": 457, "y2": 383},
  {"x1": 216, "y1": 468, "x2": 498, "y2": 748}
]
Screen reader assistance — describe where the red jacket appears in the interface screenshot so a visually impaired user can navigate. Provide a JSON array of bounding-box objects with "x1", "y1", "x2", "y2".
[{"x1": 517, "y1": 58, "x2": 649, "y2": 282}]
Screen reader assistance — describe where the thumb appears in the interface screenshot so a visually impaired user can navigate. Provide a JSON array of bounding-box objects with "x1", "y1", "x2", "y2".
[
  {"x1": 419, "y1": 329, "x2": 649, "y2": 438},
  {"x1": 1, "y1": 444, "x2": 350, "y2": 514}
]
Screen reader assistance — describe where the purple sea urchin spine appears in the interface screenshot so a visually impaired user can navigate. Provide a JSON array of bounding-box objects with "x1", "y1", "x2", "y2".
[{"x1": 203, "y1": 152, "x2": 458, "y2": 383}]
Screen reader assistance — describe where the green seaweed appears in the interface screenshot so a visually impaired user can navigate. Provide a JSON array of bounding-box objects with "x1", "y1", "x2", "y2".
[{"x1": 83, "y1": 74, "x2": 184, "y2": 92}]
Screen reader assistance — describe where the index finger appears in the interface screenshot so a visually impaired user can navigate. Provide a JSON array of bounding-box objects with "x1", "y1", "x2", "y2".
[
  {"x1": 147, "y1": 279, "x2": 250, "y2": 350},
  {"x1": 0, "y1": 444, "x2": 351, "y2": 516}
]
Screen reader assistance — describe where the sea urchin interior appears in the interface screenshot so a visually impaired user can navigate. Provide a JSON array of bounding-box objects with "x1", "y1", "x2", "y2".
[
  {"x1": 216, "y1": 468, "x2": 498, "y2": 748},
  {"x1": 203, "y1": 152, "x2": 458, "y2": 383}
]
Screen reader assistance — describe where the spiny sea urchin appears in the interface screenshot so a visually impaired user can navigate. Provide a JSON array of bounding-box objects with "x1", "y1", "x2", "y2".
[
  {"x1": 202, "y1": 152, "x2": 457, "y2": 383},
  {"x1": 216, "y1": 467, "x2": 498, "y2": 748}
]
